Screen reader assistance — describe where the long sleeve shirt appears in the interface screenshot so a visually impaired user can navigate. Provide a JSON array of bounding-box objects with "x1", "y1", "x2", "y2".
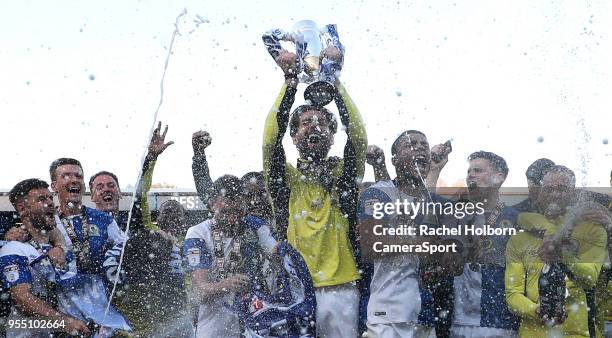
[
  {"x1": 262, "y1": 81, "x2": 367, "y2": 287},
  {"x1": 505, "y1": 212, "x2": 607, "y2": 338}
]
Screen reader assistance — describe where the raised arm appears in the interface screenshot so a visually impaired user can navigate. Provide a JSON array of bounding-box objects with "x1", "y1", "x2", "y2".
[
  {"x1": 366, "y1": 145, "x2": 391, "y2": 182},
  {"x1": 192, "y1": 130, "x2": 214, "y2": 218},
  {"x1": 140, "y1": 158, "x2": 156, "y2": 230},
  {"x1": 334, "y1": 81, "x2": 367, "y2": 181},
  {"x1": 105, "y1": 122, "x2": 173, "y2": 282},
  {"x1": 134, "y1": 121, "x2": 174, "y2": 232},
  {"x1": 333, "y1": 81, "x2": 367, "y2": 226},
  {"x1": 426, "y1": 141, "x2": 452, "y2": 192},
  {"x1": 263, "y1": 51, "x2": 299, "y2": 239}
]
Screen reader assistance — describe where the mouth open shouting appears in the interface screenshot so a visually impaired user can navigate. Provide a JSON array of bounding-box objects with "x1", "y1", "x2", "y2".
[
  {"x1": 102, "y1": 192, "x2": 115, "y2": 202},
  {"x1": 308, "y1": 133, "x2": 322, "y2": 145},
  {"x1": 412, "y1": 154, "x2": 430, "y2": 174},
  {"x1": 467, "y1": 180, "x2": 479, "y2": 191},
  {"x1": 67, "y1": 185, "x2": 82, "y2": 196}
]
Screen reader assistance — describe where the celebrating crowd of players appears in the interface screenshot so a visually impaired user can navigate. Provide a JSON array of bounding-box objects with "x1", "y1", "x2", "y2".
[{"x1": 1, "y1": 46, "x2": 612, "y2": 338}]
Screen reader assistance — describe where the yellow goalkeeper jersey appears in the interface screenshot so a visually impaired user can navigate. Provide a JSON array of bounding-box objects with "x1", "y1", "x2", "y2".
[{"x1": 505, "y1": 212, "x2": 607, "y2": 338}]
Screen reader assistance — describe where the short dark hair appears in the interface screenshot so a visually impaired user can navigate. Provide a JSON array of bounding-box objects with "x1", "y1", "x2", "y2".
[
  {"x1": 9, "y1": 179, "x2": 49, "y2": 209},
  {"x1": 391, "y1": 130, "x2": 427, "y2": 157},
  {"x1": 544, "y1": 165, "x2": 576, "y2": 184},
  {"x1": 89, "y1": 171, "x2": 120, "y2": 191},
  {"x1": 241, "y1": 171, "x2": 264, "y2": 185},
  {"x1": 160, "y1": 199, "x2": 184, "y2": 213},
  {"x1": 49, "y1": 158, "x2": 82, "y2": 181},
  {"x1": 289, "y1": 105, "x2": 337, "y2": 137},
  {"x1": 525, "y1": 158, "x2": 555, "y2": 184},
  {"x1": 468, "y1": 151, "x2": 509, "y2": 177},
  {"x1": 210, "y1": 175, "x2": 243, "y2": 201}
]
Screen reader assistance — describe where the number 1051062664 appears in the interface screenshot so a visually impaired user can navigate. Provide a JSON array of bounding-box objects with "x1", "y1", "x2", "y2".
[{"x1": 7, "y1": 319, "x2": 66, "y2": 330}]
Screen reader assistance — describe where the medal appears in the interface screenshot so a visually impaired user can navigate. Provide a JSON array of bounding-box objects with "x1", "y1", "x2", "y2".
[
  {"x1": 211, "y1": 220, "x2": 243, "y2": 280},
  {"x1": 60, "y1": 206, "x2": 91, "y2": 272}
]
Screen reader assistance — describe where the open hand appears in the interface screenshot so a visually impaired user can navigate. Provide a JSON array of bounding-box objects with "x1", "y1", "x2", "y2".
[{"x1": 148, "y1": 121, "x2": 174, "y2": 159}]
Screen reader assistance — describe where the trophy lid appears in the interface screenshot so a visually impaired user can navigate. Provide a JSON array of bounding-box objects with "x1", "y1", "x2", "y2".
[{"x1": 292, "y1": 20, "x2": 319, "y2": 32}]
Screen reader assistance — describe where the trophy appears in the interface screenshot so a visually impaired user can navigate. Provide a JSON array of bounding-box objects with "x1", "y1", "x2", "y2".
[{"x1": 262, "y1": 20, "x2": 344, "y2": 107}]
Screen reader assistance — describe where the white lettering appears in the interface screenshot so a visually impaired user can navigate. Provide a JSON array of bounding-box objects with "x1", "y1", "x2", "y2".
[
  {"x1": 464, "y1": 224, "x2": 517, "y2": 236},
  {"x1": 372, "y1": 242, "x2": 458, "y2": 253}
]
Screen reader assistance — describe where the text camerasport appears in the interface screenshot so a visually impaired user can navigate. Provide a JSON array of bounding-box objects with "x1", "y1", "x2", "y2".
[{"x1": 373, "y1": 241, "x2": 458, "y2": 253}]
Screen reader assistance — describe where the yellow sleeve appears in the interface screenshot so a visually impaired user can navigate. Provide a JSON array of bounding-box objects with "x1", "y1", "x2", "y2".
[
  {"x1": 141, "y1": 159, "x2": 158, "y2": 231},
  {"x1": 517, "y1": 212, "x2": 556, "y2": 234},
  {"x1": 564, "y1": 223, "x2": 607, "y2": 289},
  {"x1": 263, "y1": 83, "x2": 290, "y2": 187},
  {"x1": 505, "y1": 235, "x2": 539, "y2": 320},
  {"x1": 336, "y1": 82, "x2": 367, "y2": 180}
]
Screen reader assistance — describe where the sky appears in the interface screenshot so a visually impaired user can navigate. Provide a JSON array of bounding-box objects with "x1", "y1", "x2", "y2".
[{"x1": 1, "y1": 0, "x2": 610, "y2": 191}]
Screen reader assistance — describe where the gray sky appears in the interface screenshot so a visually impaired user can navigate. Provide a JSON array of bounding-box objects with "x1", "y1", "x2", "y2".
[{"x1": 1, "y1": 0, "x2": 610, "y2": 190}]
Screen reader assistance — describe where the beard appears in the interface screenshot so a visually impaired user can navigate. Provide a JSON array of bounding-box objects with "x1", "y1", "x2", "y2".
[
  {"x1": 297, "y1": 136, "x2": 332, "y2": 160},
  {"x1": 31, "y1": 214, "x2": 56, "y2": 231}
]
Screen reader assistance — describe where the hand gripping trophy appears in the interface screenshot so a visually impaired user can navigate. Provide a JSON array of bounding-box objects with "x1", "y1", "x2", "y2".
[{"x1": 262, "y1": 20, "x2": 344, "y2": 106}]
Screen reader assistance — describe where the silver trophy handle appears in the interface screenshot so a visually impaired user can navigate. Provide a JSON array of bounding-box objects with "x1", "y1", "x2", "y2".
[{"x1": 262, "y1": 21, "x2": 345, "y2": 107}]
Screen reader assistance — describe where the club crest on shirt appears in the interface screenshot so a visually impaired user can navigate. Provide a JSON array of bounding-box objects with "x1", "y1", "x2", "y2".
[
  {"x1": 187, "y1": 248, "x2": 200, "y2": 266},
  {"x1": 249, "y1": 296, "x2": 264, "y2": 313},
  {"x1": 89, "y1": 224, "x2": 100, "y2": 237},
  {"x1": 364, "y1": 199, "x2": 378, "y2": 216},
  {"x1": 3, "y1": 264, "x2": 19, "y2": 283}
]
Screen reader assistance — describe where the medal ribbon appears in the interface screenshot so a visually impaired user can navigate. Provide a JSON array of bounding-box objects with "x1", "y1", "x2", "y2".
[
  {"x1": 59, "y1": 206, "x2": 91, "y2": 272},
  {"x1": 211, "y1": 220, "x2": 242, "y2": 280}
]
